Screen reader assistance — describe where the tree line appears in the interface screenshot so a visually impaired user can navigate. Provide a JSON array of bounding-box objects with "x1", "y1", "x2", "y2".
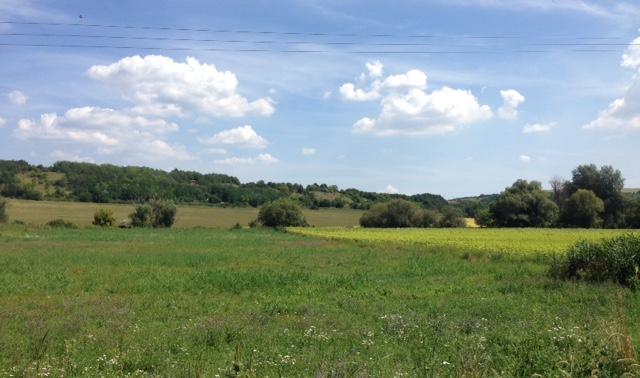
[
  {"x1": 474, "y1": 164, "x2": 640, "y2": 229},
  {"x1": 0, "y1": 160, "x2": 447, "y2": 210}
]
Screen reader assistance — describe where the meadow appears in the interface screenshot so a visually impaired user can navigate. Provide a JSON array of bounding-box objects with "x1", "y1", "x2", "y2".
[
  {"x1": 1, "y1": 225, "x2": 639, "y2": 376},
  {"x1": 4, "y1": 199, "x2": 364, "y2": 228},
  {"x1": 288, "y1": 227, "x2": 638, "y2": 256}
]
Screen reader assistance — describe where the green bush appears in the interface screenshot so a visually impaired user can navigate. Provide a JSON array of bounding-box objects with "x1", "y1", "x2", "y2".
[
  {"x1": 419, "y1": 209, "x2": 442, "y2": 228},
  {"x1": 0, "y1": 197, "x2": 7, "y2": 223},
  {"x1": 256, "y1": 199, "x2": 308, "y2": 228},
  {"x1": 93, "y1": 208, "x2": 116, "y2": 227},
  {"x1": 150, "y1": 199, "x2": 177, "y2": 228},
  {"x1": 129, "y1": 204, "x2": 153, "y2": 227},
  {"x1": 46, "y1": 219, "x2": 78, "y2": 229},
  {"x1": 551, "y1": 234, "x2": 640, "y2": 289},
  {"x1": 560, "y1": 189, "x2": 604, "y2": 228},
  {"x1": 360, "y1": 199, "x2": 421, "y2": 228},
  {"x1": 439, "y1": 207, "x2": 467, "y2": 228}
]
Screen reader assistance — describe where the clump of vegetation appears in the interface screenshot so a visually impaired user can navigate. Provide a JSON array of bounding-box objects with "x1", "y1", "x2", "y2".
[
  {"x1": 129, "y1": 200, "x2": 177, "y2": 228},
  {"x1": 92, "y1": 208, "x2": 116, "y2": 227},
  {"x1": 479, "y1": 180, "x2": 558, "y2": 228},
  {"x1": 551, "y1": 234, "x2": 640, "y2": 289},
  {"x1": 359, "y1": 199, "x2": 465, "y2": 228},
  {"x1": 255, "y1": 199, "x2": 308, "y2": 228},
  {"x1": 46, "y1": 219, "x2": 78, "y2": 229},
  {"x1": 0, "y1": 197, "x2": 7, "y2": 223},
  {"x1": 560, "y1": 189, "x2": 604, "y2": 228}
]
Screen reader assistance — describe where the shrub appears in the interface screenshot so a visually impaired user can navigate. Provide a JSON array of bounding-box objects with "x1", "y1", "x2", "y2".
[
  {"x1": 360, "y1": 199, "x2": 421, "y2": 228},
  {"x1": 255, "y1": 199, "x2": 308, "y2": 228},
  {"x1": 560, "y1": 189, "x2": 604, "y2": 228},
  {"x1": 93, "y1": 208, "x2": 116, "y2": 227},
  {"x1": 439, "y1": 207, "x2": 467, "y2": 228},
  {"x1": 46, "y1": 219, "x2": 78, "y2": 229},
  {"x1": 550, "y1": 234, "x2": 640, "y2": 289},
  {"x1": 474, "y1": 209, "x2": 494, "y2": 228},
  {"x1": 129, "y1": 204, "x2": 153, "y2": 227},
  {"x1": 419, "y1": 209, "x2": 442, "y2": 228},
  {"x1": 0, "y1": 197, "x2": 7, "y2": 223},
  {"x1": 149, "y1": 199, "x2": 177, "y2": 228}
]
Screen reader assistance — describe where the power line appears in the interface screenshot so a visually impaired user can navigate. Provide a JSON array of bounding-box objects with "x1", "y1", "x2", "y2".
[
  {"x1": 0, "y1": 20, "x2": 627, "y2": 41},
  {"x1": 0, "y1": 32, "x2": 636, "y2": 48},
  {"x1": 0, "y1": 42, "x2": 619, "y2": 54}
]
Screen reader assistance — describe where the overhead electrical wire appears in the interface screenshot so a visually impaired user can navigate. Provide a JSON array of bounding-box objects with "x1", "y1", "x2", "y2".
[{"x1": 0, "y1": 20, "x2": 627, "y2": 41}]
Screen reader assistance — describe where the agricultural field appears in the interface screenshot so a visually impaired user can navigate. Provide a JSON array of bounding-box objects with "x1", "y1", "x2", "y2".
[
  {"x1": 1, "y1": 225, "x2": 640, "y2": 376},
  {"x1": 289, "y1": 227, "x2": 639, "y2": 255},
  {"x1": 4, "y1": 199, "x2": 364, "y2": 228}
]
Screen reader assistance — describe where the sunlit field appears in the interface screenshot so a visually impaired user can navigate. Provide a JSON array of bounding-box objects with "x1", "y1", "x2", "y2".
[
  {"x1": 1, "y1": 225, "x2": 639, "y2": 376},
  {"x1": 288, "y1": 227, "x2": 639, "y2": 255},
  {"x1": 5, "y1": 199, "x2": 364, "y2": 228}
]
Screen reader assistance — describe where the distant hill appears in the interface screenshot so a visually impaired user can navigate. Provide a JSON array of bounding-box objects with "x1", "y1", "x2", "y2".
[{"x1": 0, "y1": 159, "x2": 448, "y2": 210}]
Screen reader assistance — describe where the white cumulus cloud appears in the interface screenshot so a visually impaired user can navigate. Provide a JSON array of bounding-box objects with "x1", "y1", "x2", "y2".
[
  {"x1": 214, "y1": 153, "x2": 279, "y2": 165},
  {"x1": 498, "y1": 89, "x2": 525, "y2": 120},
  {"x1": 0, "y1": 116, "x2": 5, "y2": 128},
  {"x1": 344, "y1": 63, "x2": 491, "y2": 136},
  {"x1": 200, "y1": 125, "x2": 268, "y2": 148},
  {"x1": 523, "y1": 122, "x2": 555, "y2": 134},
  {"x1": 15, "y1": 107, "x2": 191, "y2": 161},
  {"x1": 519, "y1": 154, "x2": 531, "y2": 162},
  {"x1": 339, "y1": 82, "x2": 381, "y2": 102},
  {"x1": 584, "y1": 35, "x2": 640, "y2": 131},
  {"x1": 365, "y1": 60, "x2": 384, "y2": 78},
  {"x1": 385, "y1": 184, "x2": 399, "y2": 194},
  {"x1": 50, "y1": 150, "x2": 96, "y2": 163},
  {"x1": 301, "y1": 147, "x2": 317, "y2": 156},
  {"x1": 7, "y1": 90, "x2": 28, "y2": 105},
  {"x1": 88, "y1": 55, "x2": 275, "y2": 118}
]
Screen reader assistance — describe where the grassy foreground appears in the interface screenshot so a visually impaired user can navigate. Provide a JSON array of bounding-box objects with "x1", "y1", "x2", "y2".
[
  {"x1": 1, "y1": 225, "x2": 639, "y2": 376},
  {"x1": 5, "y1": 199, "x2": 364, "y2": 228}
]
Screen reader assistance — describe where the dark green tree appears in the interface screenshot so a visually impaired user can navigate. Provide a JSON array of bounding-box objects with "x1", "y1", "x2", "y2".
[
  {"x1": 560, "y1": 189, "x2": 604, "y2": 228},
  {"x1": 488, "y1": 180, "x2": 558, "y2": 227},
  {"x1": 256, "y1": 199, "x2": 308, "y2": 228},
  {"x1": 360, "y1": 199, "x2": 421, "y2": 228}
]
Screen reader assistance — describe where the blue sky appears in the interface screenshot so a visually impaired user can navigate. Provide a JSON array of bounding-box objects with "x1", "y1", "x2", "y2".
[{"x1": 0, "y1": 0, "x2": 639, "y2": 198}]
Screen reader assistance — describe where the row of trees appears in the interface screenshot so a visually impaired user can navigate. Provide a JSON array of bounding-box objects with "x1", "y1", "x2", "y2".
[
  {"x1": 360, "y1": 199, "x2": 466, "y2": 228},
  {"x1": 476, "y1": 164, "x2": 640, "y2": 228},
  {"x1": 0, "y1": 160, "x2": 448, "y2": 210}
]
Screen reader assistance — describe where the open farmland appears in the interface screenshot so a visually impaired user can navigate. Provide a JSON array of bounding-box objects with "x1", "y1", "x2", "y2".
[
  {"x1": 4, "y1": 199, "x2": 364, "y2": 228},
  {"x1": 288, "y1": 227, "x2": 639, "y2": 255},
  {"x1": 1, "y1": 225, "x2": 640, "y2": 376}
]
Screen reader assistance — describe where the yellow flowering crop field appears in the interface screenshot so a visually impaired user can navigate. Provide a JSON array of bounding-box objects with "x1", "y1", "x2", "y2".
[{"x1": 288, "y1": 227, "x2": 638, "y2": 255}]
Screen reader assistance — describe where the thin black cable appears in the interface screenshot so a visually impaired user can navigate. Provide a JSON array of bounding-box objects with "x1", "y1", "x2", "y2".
[
  {"x1": 0, "y1": 20, "x2": 627, "y2": 41},
  {"x1": 1, "y1": 32, "x2": 636, "y2": 47},
  {"x1": 0, "y1": 42, "x2": 620, "y2": 54}
]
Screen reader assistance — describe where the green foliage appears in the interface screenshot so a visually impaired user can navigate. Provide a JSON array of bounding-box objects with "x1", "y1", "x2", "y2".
[
  {"x1": 360, "y1": 199, "x2": 421, "y2": 228},
  {"x1": 418, "y1": 209, "x2": 442, "y2": 228},
  {"x1": 129, "y1": 204, "x2": 153, "y2": 227},
  {"x1": 92, "y1": 208, "x2": 116, "y2": 227},
  {"x1": 565, "y1": 164, "x2": 625, "y2": 227},
  {"x1": 360, "y1": 200, "x2": 466, "y2": 228},
  {"x1": 560, "y1": 189, "x2": 604, "y2": 228},
  {"x1": 439, "y1": 207, "x2": 467, "y2": 228},
  {"x1": 150, "y1": 199, "x2": 177, "y2": 228},
  {"x1": 474, "y1": 209, "x2": 494, "y2": 228},
  {"x1": 46, "y1": 219, "x2": 77, "y2": 229},
  {"x1": 256, "y1": 199, "x2": 308, "y2": 228},
  {"x1": 0, "y1": 197, "x2": 7, "y2": 223},
  {"x1": 129, "y1": 201, "x2": 176, "y2": 228},
  {"x1": 551, "y1": 234, "x2": 640, "y2": 289},
  {"x1": 488, "y1": 180, "x2": 559, "y2": 227}
]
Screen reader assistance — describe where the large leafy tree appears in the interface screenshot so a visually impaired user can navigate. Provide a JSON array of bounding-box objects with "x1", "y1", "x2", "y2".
[
  {"x1": 488, "y1": 180, "x2": 558, "y2": 227},
  {"x1": 560, "y1": 189, "x2": 604, "y2": 228},
  {"x1": 564, "y1": 164, "x2": 625, "y2": 227}
]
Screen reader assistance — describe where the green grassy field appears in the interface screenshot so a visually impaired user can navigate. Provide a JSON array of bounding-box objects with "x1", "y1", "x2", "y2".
[
  {"x1": 5, "y1": 199, "x2": 364, "y2": 228},
  {"x1": 1, "y1": 225, "x2": 639, "y2": 376}
]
